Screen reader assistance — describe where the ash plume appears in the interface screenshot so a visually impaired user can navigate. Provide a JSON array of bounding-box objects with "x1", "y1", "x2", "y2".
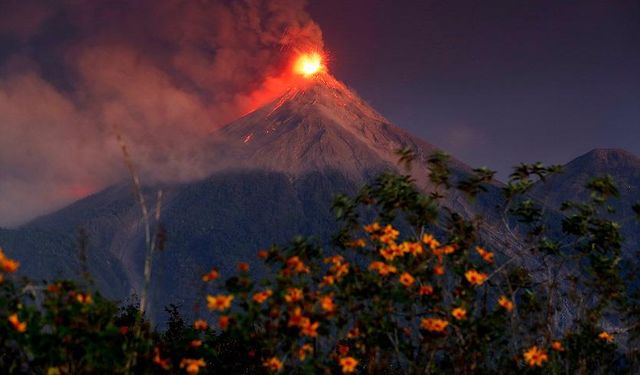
[{"x1": 0, "y1": 0, "x2": 324, "y2": 226}]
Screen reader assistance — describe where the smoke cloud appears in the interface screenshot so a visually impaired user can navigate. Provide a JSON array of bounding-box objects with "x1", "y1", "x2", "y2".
[{"x1": 0, "y1": 0, "x2": 324, "y2": 226}]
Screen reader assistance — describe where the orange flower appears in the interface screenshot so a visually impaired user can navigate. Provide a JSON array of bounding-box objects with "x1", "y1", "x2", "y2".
[
  {"x1": 238, "y1": 262, "x2": 250, "y2": 272},
  {"x1": 218, "y1": 315, "x2": 230, "y2": 330},
  {"x1": 464, "y1": 269, "x2": 487, "y2": 285},
  {"x1": 451, "y1": 307, "x2": 467, "y2": 320},
  {"x1": 476, "y1": 246, "x2": 494, "y2": 263},
  {"x1": 257, "y1": 250, "x2": 269, "y2": 259},
  {"x1": 498, "y1": 295, "x2": 513, "y2": 312},
  {"x1": 75, "y1": 293, "x2": 93, "y2": 304},
  {"x1": 0, "y1": 249, "x2": 19, "y2": 273},
  {"x1": 252, "y1": 289, "x2": 273, "y2": 304},
  {"x1": 193, "y1": 319, "x2": 208, "y2": 330},
  {"x1": 299, "y1": 318, "x2": 319, "y2": 337},
  {"x1": 207, "y1": 294, "x2": 234, "y2": 311},
  {"x1": 338, "y1": 344, "x2": 349, "y2": 355},
  {"x1": 523, "y1": 346, "x2": 548, "y2": 367},
  {"x1": 347, "y1": 327, "x2": 361, "y2": 338},
  {"x1": 598, "y1": 331, "x2": 614, "y2": 343},
  {"x1": 379, "y1": 247, "x2": 399, "y2": 261},
  {"x1": 190, "y1": 339, "x2": 203, "y2": 348},
  {"x1": 339, "y1": 357, "x2": 359, "y2": 373},
  {"x1": 347, "y1": 239, "x2": 366, "y2": 248},
  {"x1": 368, "y1": 261, "x2": 397, "y2": 276},
  {"x1": 324, "y1": 255, "x2": 345, "y2": 266},
  {"x1": 201, "y1": 268, "x2": 219, "y2": 282},
  {"x1": 403, "y1": 241, "x2": 424, "y2": 256},
  {"x1": 298, "y1": 343, "x2": 314, "y2": 361},
  {"x1": 551, "y1": 341, "x2": 565, "y2": 352},
  {"x1": 379, "y1": 225, "x2": 399, "y2": 244},
  {"x1": 288, "y1": 307, "x2": 304, "y2": 327},
  {"x1": 320, "y1": 295, "x2": 335, "y2": 313},
  {"x1": 180, "y1": 358, "x2": 206, "y2": 374},
  {"x1": 286, "y1": 256, "x2": 310, "y2": 274},
  {"x1": 320, "y1": 275, "x2": 335, "y2": 287},
  {"x1": 438, "y1": 244, "x2": 457, "y2": 255},
  {"x1": 363, "y1": 222, "x2": 381, "y2": 233},
  {"x1": 422, "y1": 234, "x2": 440, "y2": 250},
  {"x1": 419, "y1": 285, "x2": 434, "y2": 296},
  {"x1": 8, "y1": 313, "x2": 26, "y2": 333},
  {"x1": 420, "y1": 318, "x2": 449, "y2": 333},
  {"x1": 433, "y1": 265, "x2": 445, "y2": 275},
  {"x1": 333, "y1": 263, "x2": 350, "y2": 279},
  {"x1": 263, "y1": 357, "x2": 283, "y2": 372},
  {"x1": 284, "y1": 288, "x2": 304, "y2": 303},
  {"x1": 399, "y1": 272, "x2": 415, "y2": 287},
  {"x1": 153, "y1": 347, "x2": 171, "y2": 370}
]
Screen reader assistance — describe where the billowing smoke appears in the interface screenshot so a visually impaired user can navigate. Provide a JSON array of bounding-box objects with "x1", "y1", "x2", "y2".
[{"x1": 0, "y1": 0, "x2": 324, "y2": 226}]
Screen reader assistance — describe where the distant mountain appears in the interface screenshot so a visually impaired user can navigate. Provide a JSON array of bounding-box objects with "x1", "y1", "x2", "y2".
[{"x1": 531, "y1": 148, "x2": 640, "y2": 259}]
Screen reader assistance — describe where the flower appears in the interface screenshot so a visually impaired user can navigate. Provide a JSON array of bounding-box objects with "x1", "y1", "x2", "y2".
[
  {"x1": 288, "y1": 307, "x2": 304, "y2": 327},
  {"x1": 433, "y1": 265, "x2": 445, "y2": 275},
  {"x1": 153, "y1": 347, "x2": 171, "y2": 370},
  {"x1": 419, "y1": 285, "x2": 434, "y2": 296},
  {"x1": 201, "y1": 268, "x2": 219, "y2": 282},
  {"x1": 399, "y1": 272, "x2": 415, "y2": 287},
  {"x1": 347, "y1": 239, "x2": 366, "y2": 248},
  {"x1": 379, "y1": 225, "x2": 399, "y2": 245},
  {"x1": 286, "y1": 256, "x2": 310, "y2": 274},
  {"x1": 298, "y1": 344, "x2": 314, "y2": 361},
  {"x1": 368, "y1": 261, "x2": 397, "y2": 276},
  {"x1": 551, "y1": 341, "x2": 565, "y2": 352},
  {"x1": 257, "y1": 250, "x2": 269, "y2": 258},
  {"x1": 284, "y1": 288, "x2": 304, "y2": 303},
  {"x1": 0, "y1": 249, "x2": 19, "y2": 273},
  {"x1": 320, "y1": 275, "x2": 335, "y2": 287},
  {"x1": 299, "y1": 318, "x2": 319, "y2": 337},
  {"x1": 347, "y1": 327, "x2": 361, "y2": 338},
  {"x1": 598, "y1": 331, "x2": 614, "y2": 343},
  {"x1": 363, "y1": 222, "x2": 381, "y2": 233},
  {"x1": 523, "y1": 346, "x2": 548, "y2": 367},
  {"x1": 75, "y1": 293, "x2": 93, "y2": 304},
  {"x1": 238, "y1": 262, "x2": 250, "y2": 272},
  {"x1": 206, "y1": 294, "x2": 234, "y2": 311},
  {"x1": 464, "y1": 269, "x2": 487, "y2": 285},
  {"x1": 451, "y1": 307, "x2": 467, "y2": 320},
  {"x1": 321, "y1": 295, "x2": 335, "y2": 313},
  {"x1": 339, "y1": 357, "x2": 359, "y2": 373},
  {"x1": 498, "y1": 295, "x2": 513, "y2": 312},
  {"x1": 180, "y1": 358, "x2": 206, "y2": 374},
  {"x1": 263, "y1": 357, "x2": 283, "y2": 372},
  {"x1": 190, "y1": 339, "x2": 203, "y2": 348},
  {"x1": 420, "y1": 318, "x2": 449, "y2": 333},
  {"x1": 476, "y1": 246, "x2": 494, "y2": 263},
  {"x1": 218, "y1": 315, "x2": 230, "y2": 330},
  {"x1": 252, "y1": 289, "x2": 273, "y2": 304},
  {"x1": 8, "y1": 313, "x2": 26, "y2": 333},
  {"x1": 422, "y1": 234, "x2": 440, "y2": 250},
  {"x1": 193, "y1": 319, "x2": 208, "y2": 330}
]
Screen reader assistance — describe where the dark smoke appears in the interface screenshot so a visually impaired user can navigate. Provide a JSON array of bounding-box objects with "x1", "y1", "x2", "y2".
[{"x1": 0, "y1": 0, "x2": 323, "y2": 226}]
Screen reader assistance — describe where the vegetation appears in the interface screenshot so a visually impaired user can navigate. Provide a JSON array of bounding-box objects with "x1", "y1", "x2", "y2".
[{"x1": 1, "y1": 151, "x2": 639, "y2": 374}]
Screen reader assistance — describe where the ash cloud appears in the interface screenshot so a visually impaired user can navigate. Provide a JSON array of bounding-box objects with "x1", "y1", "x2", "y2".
[{"x1": 0, "y1": 0, "x2": 323, "y2": 226}]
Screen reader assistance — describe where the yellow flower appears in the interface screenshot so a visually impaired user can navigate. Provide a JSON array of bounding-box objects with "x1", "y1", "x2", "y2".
[
  {"x1": 284, "y1": 288, "x2": 304, "y2": 303},
  {"x1": 368, "y1": 261, "x2": 397, "y2": 276},
  {"x1": 263, "y1": 357, "x2": 284, "y2": 372},
  {"x1": 523, "y1": 346, "x2": 548, "y2": 367},
  {"x1": 8, "y1": 313, "x2": 26, "y2": 333},
  {"x1": 465, "y1": 269, "x2": 487, "y2": 285},
  {"x1": 498, "y1": 295, "x2": 513, "y2": 312},
  {"x1": 320, "y1": 295, "x2": 335, "y2": 313},
  {"x1": 193, "y1": 319, "x2": 208, "y2": 330},
  {"x1": 298, "y1": 344, "x2": 314, "y2": 361},
  {"x1": 551, "y1": 340, "x2": 565, "y2": 352},
  {"x1": 47, "y1": 368, "x2": 61, "y2": 375},
  {"x1": 201, "y1": 268, "x2": 219, "y2": 282},
  {"x1": 420, "y1": 318, "x2": 449, "y2": 333},
  {"x1": 422, "y1": 234, "x2": 440, "y2": 250},
  {"x1": 598, "y1": 331, "x2": 614, "y2": 343},
  {"x1": 206, "y1": 294, "x2": 234, "y2": 311},
  {"x1": 451, "y1": 307, "x2": 467, "y2": 320},
  {"x1": 252, "y1": 289, "x2": 273, "y2": 304},
  {"x1": 75, "y1": 293, "x2": 93, "y2": 304},
  {"x1": 399, "y1": 272, "x2": 415, "y2": 287},
  {"x1": 339, "y1": 357, "x2": 359, "y2": 373},
  {"x1": 179, "y1": 358, "x2": 206, "y2": 374},
  {"x1": 476, "y1": 246, "x2": 494, "y2": 263}
]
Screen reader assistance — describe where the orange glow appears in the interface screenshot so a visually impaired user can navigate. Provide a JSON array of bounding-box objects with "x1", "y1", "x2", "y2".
[{"x1": 294, "y1": 52, "x2": 324, "y2": 77}]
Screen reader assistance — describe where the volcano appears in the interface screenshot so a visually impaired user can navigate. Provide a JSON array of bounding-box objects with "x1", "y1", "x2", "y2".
[{"x1": 3, "y1": 73, "x2": 507, "y2": 320}]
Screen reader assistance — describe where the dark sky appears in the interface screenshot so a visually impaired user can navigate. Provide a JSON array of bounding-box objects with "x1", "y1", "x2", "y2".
[{"x1": 309, "y1": 0, "x2": 640, "y2": 176}]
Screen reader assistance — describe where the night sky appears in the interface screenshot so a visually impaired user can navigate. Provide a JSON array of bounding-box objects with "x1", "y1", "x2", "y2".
[{"x1": 309, "y1": 0, "x2": 640, "y2": 176}]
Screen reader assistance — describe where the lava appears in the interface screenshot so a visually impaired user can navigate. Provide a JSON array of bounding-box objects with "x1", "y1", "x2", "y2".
[{"x1": 294, "y1": 52, "x2": 324, "y2": 77}]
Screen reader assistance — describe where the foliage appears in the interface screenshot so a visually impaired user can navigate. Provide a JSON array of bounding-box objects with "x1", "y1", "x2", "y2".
[{"x1": 1, "y1": 153, "x2": 639, "y2": 374}]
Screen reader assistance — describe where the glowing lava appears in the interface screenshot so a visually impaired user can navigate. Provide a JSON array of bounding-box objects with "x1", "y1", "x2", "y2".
[{"x1": 294, "y1": 52, "x2": 324, "y2": 77}]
